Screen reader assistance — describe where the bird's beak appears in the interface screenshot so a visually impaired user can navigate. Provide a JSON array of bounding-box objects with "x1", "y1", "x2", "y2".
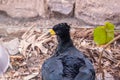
[
  {"x1": 49, "y1": 29, "x2": 56, "y2": 35},
  {"x1": 40, "y1": 29, "x2": 56, "y2": 39}
]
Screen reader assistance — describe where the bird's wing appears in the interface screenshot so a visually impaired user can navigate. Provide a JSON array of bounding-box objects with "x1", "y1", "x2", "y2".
[
  {"x1": 42, "y1": 58, "x2": 63, "y2": 80},
  {"x1": 74, "y1": 67, "x2": 95, "y2": 80},
  {"x1": 74, "y1": 59, "x2": 95, "y2": 80}
]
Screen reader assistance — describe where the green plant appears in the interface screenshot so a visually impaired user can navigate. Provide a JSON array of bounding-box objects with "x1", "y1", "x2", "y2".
[{"x1": 94, "y1": 22, "x2": 115, "y2": 45}]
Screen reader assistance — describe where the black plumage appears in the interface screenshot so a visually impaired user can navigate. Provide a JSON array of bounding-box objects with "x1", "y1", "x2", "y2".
[{"x1": 41, "y1": 23, "x2": 95, "y2": 80}]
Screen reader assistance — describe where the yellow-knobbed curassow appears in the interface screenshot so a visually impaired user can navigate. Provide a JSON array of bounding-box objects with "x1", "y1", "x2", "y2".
[{"x1": 41, "y1": 23, "x2": 95, "y2": 80}]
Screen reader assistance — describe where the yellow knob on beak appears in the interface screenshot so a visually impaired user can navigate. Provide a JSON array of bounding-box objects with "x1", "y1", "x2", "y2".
[{"x1": 49, "y1": 29, "x2": 56, "y2": 35}]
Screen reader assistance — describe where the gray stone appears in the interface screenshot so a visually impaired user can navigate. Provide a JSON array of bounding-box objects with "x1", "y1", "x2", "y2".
[
  {"x1": 75, "y1": 0, "x2": 120, "y2": 25},
  {"x1": 0, "y1": 44, "x2": 10, "y2": 74},
  {"x1": 0, "y1": 0, "x2": 47, "y2": 18},
  {"x1": 48, "y1": 0, "x2": 75, "y2": 17},
  {"x1": 3, "y1": 38, "x2": 20, "y2": 55}
]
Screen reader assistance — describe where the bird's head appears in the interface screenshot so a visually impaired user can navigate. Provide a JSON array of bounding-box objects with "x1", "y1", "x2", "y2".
[
  {"x1": 41, "y1": 23, "x2": 71, "y2": 41},
  {"x1": 41, "y1": 23, "x2": 73, "y2": 52},
  {"x1": 49, "y1": 23, "x2": 70, "y2": 37}
]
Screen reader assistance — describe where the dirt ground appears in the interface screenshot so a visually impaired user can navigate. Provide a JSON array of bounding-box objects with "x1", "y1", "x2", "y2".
[{"x1": 0, "y1": 15, "x2": 120, "y2": 80}]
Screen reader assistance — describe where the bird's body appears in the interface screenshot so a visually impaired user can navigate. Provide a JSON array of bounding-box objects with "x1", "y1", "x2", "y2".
[{"x1": 42, "y1": 23, "x2": 95, "y2": 80}]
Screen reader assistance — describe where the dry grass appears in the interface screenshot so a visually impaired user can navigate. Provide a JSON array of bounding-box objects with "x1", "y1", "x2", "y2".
[{"x1": 0, "y1": 27, "x2": 120, "y2": 80}]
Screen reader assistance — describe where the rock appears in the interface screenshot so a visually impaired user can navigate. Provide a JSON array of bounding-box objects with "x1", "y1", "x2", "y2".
[
  {"x1": 3, "y1": 38, "x2": 20, "y2": 55},
  {"x1": 75, "y1": 0, "x2": 120, "y2": 25},
  {"x1": 0, "y1": 0, "x2": 47, "y2": 18},
  {"x1": 6, "y1": 27, "x2": 28, "y2": 36},
  {"x1": 48, "y1": 0, "x2": 75, "y2": 17},
  {"x1": 0, "y1": 44, "x2": 10, "y2": 75}
]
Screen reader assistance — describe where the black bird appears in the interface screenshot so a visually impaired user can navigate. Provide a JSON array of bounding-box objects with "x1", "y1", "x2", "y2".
[{"x1": 41, "y1": 23, "x2": 95, "y2": 80}]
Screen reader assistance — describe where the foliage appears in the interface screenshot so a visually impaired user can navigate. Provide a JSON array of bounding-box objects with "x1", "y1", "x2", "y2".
[{"x1": 94, "y1": 22, "x2": 115, "y2": 45}]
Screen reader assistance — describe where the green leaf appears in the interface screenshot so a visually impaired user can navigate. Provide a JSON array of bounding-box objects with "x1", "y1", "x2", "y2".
[
  {"x1": 94, "y1": 22, "x2": 115, "y2": 45},
  {"x1": 105, "y1": 22, "x2": 114, "y2": 42},
  {"x1": 94, "y1": 26, "x2": 106, "y2": 45}
]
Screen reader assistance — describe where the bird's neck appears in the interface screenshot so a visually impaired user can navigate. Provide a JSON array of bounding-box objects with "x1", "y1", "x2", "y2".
[{"x1": 56, "y1": 34, "x2": 73, "y2": 54}]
